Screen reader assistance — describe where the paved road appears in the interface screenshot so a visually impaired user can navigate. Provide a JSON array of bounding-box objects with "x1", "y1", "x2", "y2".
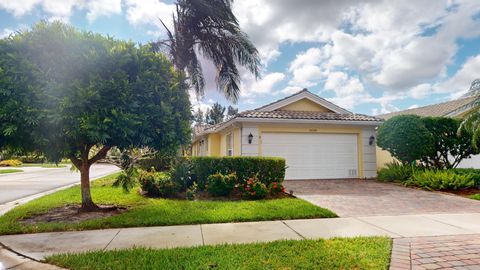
[{"x1": 0, "y1": 164, "x2": 119, "y2": 204}]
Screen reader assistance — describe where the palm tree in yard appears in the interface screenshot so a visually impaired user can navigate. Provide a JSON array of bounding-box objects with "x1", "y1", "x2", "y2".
[
  {"x1": 152, "y1": 0, "x2": 261, "y2": 103},
  {"x1": 459, "y1": 79, "x2": 480, "y2": 148}
]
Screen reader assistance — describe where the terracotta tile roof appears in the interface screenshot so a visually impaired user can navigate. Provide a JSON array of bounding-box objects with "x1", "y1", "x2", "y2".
[
  {"x1": 238, "y1": 110, "x2": 382, "y2": 122},
  {"x1": 378, "y1": 96, "x2": 479, "y2": 120}
]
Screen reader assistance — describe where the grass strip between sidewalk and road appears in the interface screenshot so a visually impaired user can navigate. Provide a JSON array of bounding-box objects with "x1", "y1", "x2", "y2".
[
  {"x1": 0, "y1": 173, "x2": 336, "y2": 235},
  {"x1": 46, "y1": 237, "x2": 391, "y2": 270},
  {"x1": 0, "y1": 169, "x2": 23, "y2": 174},
  {"x1": 471, "y1": 194, "x2": 480, "y2": 200}
]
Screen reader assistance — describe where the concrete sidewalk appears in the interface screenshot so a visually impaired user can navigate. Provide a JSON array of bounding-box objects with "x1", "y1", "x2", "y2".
[{"x1": 1, "y1": 213, "x2": 480, "y2": 261}]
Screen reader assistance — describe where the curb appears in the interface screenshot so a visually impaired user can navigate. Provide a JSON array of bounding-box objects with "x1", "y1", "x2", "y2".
[
  {"x1": 0, "y1": 244, "x2": 66, "y2": 270},
  {"x1": 0, "y1": 168, "x2": 120, "y2": 216}
]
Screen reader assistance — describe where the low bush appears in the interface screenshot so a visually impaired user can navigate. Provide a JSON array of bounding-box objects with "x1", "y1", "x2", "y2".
[
  {"x1": 169, "y1": 158, "x2": 193, "y2": 191},
  {"x1": 206, "y1": 173, "x2": 237, "y2": 197},
  {"x1": 451, "y1": 168, "x2": 480, "y2": 187},
  {"x1": 138, "y1": 170, "x2": 178, "y2": 197},
  {"x1": 269, "y1": 182, "x2": 285, "y2": 195},
  {"x1": 190, "y1": 157, "x2": 286, "y2": 188},
  {"x1": 240, "y1": 176, "x2": 268, "y2": 199},
  {"x1": 377, "y1": 162, "x2": 415, "y2": 182},
  {"x1": 185, "y1": 182, "x2": 198, "y2": 200},
  {"x1": 0, "y1": 159, "x2": 22, "y2": 167},
  {"x1": 405, "y1": 169, "x2": 476, "y2": 190}
]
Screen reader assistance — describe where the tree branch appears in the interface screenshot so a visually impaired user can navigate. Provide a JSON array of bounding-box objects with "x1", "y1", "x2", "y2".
[
  {"x1": 69, "y1": 154, "x2": 82, "y2": 170},
  {"x1": 88, "y1": 145, "x2": 112, "y2": 166}
]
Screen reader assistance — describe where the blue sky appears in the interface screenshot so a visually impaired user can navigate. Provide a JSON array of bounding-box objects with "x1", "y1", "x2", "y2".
[{"x1": 1, "y1": 0, "x2": 480, "y2": 115}]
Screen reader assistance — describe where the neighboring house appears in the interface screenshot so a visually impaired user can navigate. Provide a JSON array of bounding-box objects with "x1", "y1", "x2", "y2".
[
  {"x1": 192, "y1": 89, "x2": 382, "y2": 180},
  {"x1": 377, "y1": 95, "x2": 480, "y2": 169}
]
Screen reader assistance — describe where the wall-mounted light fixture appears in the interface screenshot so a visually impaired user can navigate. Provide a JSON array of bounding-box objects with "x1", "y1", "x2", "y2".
[
  {"x1": 369, "y1": 135, "x2": 375, "y2": 146},
  {"x1": 248, "y1": 133, "x2": 253, "y2": 144}
]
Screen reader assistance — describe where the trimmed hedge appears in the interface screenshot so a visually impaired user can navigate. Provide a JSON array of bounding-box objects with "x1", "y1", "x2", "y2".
[{"x1": 190, "y1": 157, "x2": 286, "y2": 188}]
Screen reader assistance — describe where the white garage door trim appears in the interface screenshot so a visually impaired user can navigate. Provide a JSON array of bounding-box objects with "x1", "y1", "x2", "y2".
[{"x1": 261, "y1": 132, "x2": 359, "y2": 180}]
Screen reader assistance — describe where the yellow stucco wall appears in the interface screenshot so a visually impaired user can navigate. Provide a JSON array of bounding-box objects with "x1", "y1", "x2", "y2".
[
  {"x1": 376, "y1": 146, "x2": 397, "y2": 169},
  {"x1": 277, "y1": 98, "x2": 334, "y2": 112},
  {"x1": 191, "y1": 141, "x2": 199, "y2": 156},
  {"x1": 207, "y1": 134, "x2": 221, "y2": 156},
  {"x1": 258, "y1": 124, "x2": 364, "y2": 178},
  {"x1": 234, "y1": 128, "x2": 241, "y2": 156}
]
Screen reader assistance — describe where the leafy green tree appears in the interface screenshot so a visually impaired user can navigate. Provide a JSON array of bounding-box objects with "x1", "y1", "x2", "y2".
[
  {"x1": 227, "y1": 105, "x2": 238, "y2": 118},
  {"x1": 421, "y1": 117, "x2": 477, "y2": 169},
  {"x1": 206, "y1": 102, "x2": 226, "y2": 125},
  {"x1": 377, "y1": 115, "x2": 434, "y2": 164},
  {"x1": 153, "y1": 0, "x2": 261, "y2": 102},
  {"x1": 0, "y1": 22, "x2": 191, "y2": 211},
  {"x1": 193, "y1": 108, "x2": 206, "y2": 126}
]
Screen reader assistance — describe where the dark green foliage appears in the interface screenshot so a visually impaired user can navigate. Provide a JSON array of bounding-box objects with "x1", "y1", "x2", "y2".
[
  {"x1": 268, "y1": 182, "x2": 285, "y2": 195},
  {"x1": 137, "y1": 151, "x2": 178, "y2": 172},
  {"x1": 378, "y1": 115, "x2": 477, "y2": 168},
  {"x1": 206, "y1": 102, "x2": 226, "y2": 125},
  {"x1": 377, "y1": 162, "x2": 415, "y2": 182},
  {"x1": 0, "y1": 21, "x2": 191, "y2": 209},
  {"x1": 421, "y1": 117, "x2": 477, "y2": 168},
  {"x1": 138, "y1": 171, "x2": 178, "y2": 197},
  {"x1": 206, "y1": 173, "x2": 237, "y2": 196},
  {"x1": 377, "y1": 115, "x2": 434, "y2": 164},
  {"x1": 185, "y1": 182, "x2": 198, "y2": 200},
  {"x1": 190, "y1": 157, "x2": 286, "y2": 188},
  {"x1": 406, "y1": 169, "x2": 476, "y2": 190},
  {"x1": 227, "y1": 105, "x2": 238, "y2": 118},
  {"x1": 169, "y1": 158, "x2": 193, "y2": 191}
]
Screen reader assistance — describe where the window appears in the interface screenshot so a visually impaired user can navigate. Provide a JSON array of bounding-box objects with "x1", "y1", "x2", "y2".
[{"x1": 226, "y1": 133, "x2": 233, "y2": 156}]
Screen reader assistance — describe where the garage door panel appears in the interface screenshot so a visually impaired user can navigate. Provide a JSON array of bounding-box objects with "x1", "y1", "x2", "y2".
[{"x1": 262, "y1": 132, "x2": 358, "y2": 180}]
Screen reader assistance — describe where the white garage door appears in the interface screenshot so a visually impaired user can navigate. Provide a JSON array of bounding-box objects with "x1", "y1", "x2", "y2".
[{"x1": 262, "y1": 132, "x2": 358, "y2": 180}]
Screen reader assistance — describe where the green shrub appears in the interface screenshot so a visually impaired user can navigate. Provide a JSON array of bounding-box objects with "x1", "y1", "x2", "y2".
[
  {"x1": 0, "y1": 159, "x2": 22, "y2": 167},
  {"x1": 137, "y1": 151, "x2": 178, "y2": 171},
  {"x1": 405, "y1": 169, "x2": 476, "y2": 190},
  {"x1": 268, "y1": 182, "x2": 285, "y2": 195},
  {"x1": 190, "y1": 157, "x2": 286, "y2": 188},
  {"x1": 451, "y1": 168, "x2": 480, "y2": 187},
  {"x1": 138, "y1": 170, "x2": 178, "y2": 197},
  {"x1": 377, "y1": 162, "x2": 415, "y2": 182},
  {"x1": 169, "y1": 158, "x2": 193, "y2": 191},
  {"x1": 240, "y1": 176, "x2": 268, "y2": 199},
  {"x1": 206, "y1": 173, "x2": 237, "y2": 197},
  {"x1": 186, "y1": 182, "x2": 198, "y2": 200}
]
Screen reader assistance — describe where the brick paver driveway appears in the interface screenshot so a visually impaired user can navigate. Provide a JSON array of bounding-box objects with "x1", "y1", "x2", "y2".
[
  {"x1": 284, "y1": 179, "x2": 480, "y2": 217},
  {"x1": 390, "y1": 234, "x2": 480, "y2": 270}
]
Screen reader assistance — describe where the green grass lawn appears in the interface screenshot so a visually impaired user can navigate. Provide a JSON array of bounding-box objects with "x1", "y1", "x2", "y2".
[
  {"x1": 18, "y1": 163, "x2": 69, "y2": 168},
  {"x1": 471, "y1": 193, "x2": 480, "y2": 200},
  {"x1": 0, "y1": 173, "x2": 336, "y2": 235},
  {"x1": 47, "y1": 237, "x2": 391, "y2": 270},
  {"x1": 0, "y1": 169, "x2": 23, "y2": 174}
]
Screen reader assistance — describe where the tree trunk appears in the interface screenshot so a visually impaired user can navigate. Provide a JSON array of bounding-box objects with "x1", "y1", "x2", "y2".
[{"x1": 79, "y1": 161, "x2": 99, "y2": 212}]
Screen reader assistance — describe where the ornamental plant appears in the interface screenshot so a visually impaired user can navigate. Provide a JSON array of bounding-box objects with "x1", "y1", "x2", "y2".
[
  {"x1": 240, "y1": 176, "x2": 268, "y2": 200},
  {"x1": 206, "y1": 172, "x2": 237, "y2": 197},
  {"x1": 268, "y1": 182, "x2": 285, "y2": 195}
]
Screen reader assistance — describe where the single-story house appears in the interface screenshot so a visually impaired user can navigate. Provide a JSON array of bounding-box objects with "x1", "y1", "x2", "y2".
[
  {"x1": 192, "y1": 89, "x2": 382, "y2": 180},
  {"x1": 377, "y1": 94, "x2": 480, "y2": 169}
]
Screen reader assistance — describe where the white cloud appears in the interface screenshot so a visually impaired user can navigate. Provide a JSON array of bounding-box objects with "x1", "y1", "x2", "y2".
[
  {"x1": 0, "y1": 0, "x2": 122, "y2": 22},
  {"x1": 0, "y1": 28, "x2": 13, "y2": 38},
  {"x1": 434, "y1": 54, "x2": 480, "y2": 98},
  {"x1": 408, "y1": 84, "x2": 432, "y2": 99},
  {"x1": 125, "y1": 0, "x2": 174, "y2": 30},
  {"x1": 240, "y1": 72, "x2": 286, "y2": 98},
  {"x1": 408, "y1": 104, "x2": 419, "y2": 109},
  {"x1": 280, "y1": 86, "x2": 303, "y2": 95}
]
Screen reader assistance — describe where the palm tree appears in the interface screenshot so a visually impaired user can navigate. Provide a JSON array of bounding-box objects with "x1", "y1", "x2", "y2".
[
  {"x1": 459, "y1": 79, "x2": 480, "y2": 148},
  {"x1": 152, "y1": 0, "x2": 260, "y2": 103}
]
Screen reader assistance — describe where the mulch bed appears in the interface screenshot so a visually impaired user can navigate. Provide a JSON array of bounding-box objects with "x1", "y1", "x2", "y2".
[{"x1": 20, "y1": 204, "x2": 127, "y2": 224}]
